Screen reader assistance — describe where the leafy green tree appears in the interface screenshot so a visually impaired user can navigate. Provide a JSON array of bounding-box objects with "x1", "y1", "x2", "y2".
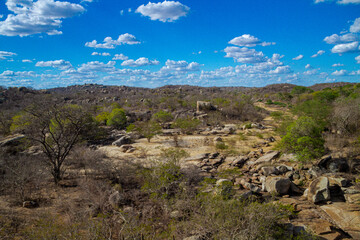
[
  {"x1": 106, "y1": 108, "x2": 127, "y2": 129},
  {"x1": 152, "y1": 110, "x2": 173, "y2": 124},
  {"x1": 95, "y1": 111, "x2": 110, "y2": 125},
  {"x1": 135, "y1": 121, "x2": 162, "y2": 142},
  {"x1": 279, "y1": 116, "x2": 325, "y2": 162},
  {"x1": 172, "y1": 117, "x2": 200, "y2": 134}
]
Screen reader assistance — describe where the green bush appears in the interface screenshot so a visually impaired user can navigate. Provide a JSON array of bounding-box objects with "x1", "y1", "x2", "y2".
[
  {"x1": 152, "y1": 110, "x2": 173, "y2": 124},
  {"x1": 106, "y1": 108, "x2": 127, "y2": 129},
  {"x1": 172, "y1": 117, "x2": 200, "y2": 134},
  {"x1": 291, "y1": 86, "x2": 313, "y2": 95},
  {"x1": 279, "y1": 116, "x2": 325, "y2": 162}
]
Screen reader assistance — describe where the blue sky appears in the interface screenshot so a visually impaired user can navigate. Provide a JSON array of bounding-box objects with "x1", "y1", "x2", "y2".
[{"x1": 0, "y1": 0, "x2": 360, "y2": 89}]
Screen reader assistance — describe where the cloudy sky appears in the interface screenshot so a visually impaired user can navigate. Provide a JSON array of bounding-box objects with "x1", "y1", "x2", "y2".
[{"x1": 0, "y1": 0, "x2": 360, "y2": 89}]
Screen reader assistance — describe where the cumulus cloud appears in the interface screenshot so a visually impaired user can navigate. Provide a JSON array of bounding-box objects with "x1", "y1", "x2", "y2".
[
  {"x1": 0, "y1": 50, "x2": 17, "y2": 60},
  {"x1": 269, "y1": 66, "x2": 292, "y2": 74},
  {"x1": 229, "y1": 34, "x2": 275, "y2": 47},
  {"x1": 324, "y1": 33, "x2": 358, "y2": 44},
  {"x1": 315, "y1": 0, "x2": 360, "y2": 4},
  {"x1": 0, "y1": 0, "x2": 85, "y2": 36},
  {"x1": 121, "y1": 57, "x2": 160, "y2": 67},
  {"x1": 305, "y1": 64, "x2": 313, "y2": 69},
  {"x1": 311, "y1": 50, "x2": 325, "y2": 58},
  {"x1": 332, "y1": 63, "x2": 344, "y2": 67},
  {"x1": 224, "y1": 46, "x2": 267, "y2": 63},
  {"x1": 112, "y1": 54, "x2": 128, "y2": 61},
  {"x1": 293, "y1": 55, "x2": 304, "y2": 60},
  {"x1": 77, "y1": 61, "x2": 116, "y2": 73},
  {"x1": 22, "y1": 59, "x2": 32, "y2": 63},
  {"x1": 161, "y1": 60, "x2": 202, "y2": 72},
  {"x1": 92, "y1": 52, "x2": 110, "y2": 56},
  {"x1": 35, "y1": 59, "x2": 72, "y2": 70},
  {"x1": 332, "y1": 69, "x2": 348, "y2": 76},
  {"x1": 303, "y1": 69, "x2": 319, "y2": 76},
  {"x1": 85, "y1": 33, "x2": 140, "y2": 49},
  {"x1": 356, "y1": 55, "x2": 360, "y2": 63},
  {"x1": 136, "y1": 1, "x2": 190, "y2": 22},
  {"x1": 331, "y1": 41, "x2": 359, "y2": 54},
  {"x1": 350, "y1": 17, "x2": 360, "y2": 33}
]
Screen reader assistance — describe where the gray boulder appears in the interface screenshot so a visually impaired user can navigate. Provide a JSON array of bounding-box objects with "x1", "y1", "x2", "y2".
[
  {"x1": 306, "y1": 176, "x2": 331, "y2": 203},
  {"x1": 112, "y1": 135, "x2": 132, "y2": 147},
  {"x1": 263, "y1": 177, "x2": 291, "y2": 195}
]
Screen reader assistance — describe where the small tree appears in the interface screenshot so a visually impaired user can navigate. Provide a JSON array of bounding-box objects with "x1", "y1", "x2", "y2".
[
  {"x1": 152, "y1": 110, "x2": 173, "y2": 124},
  {"x1": 106, "y1": 108, "x2": 127, "y2": 129},
  {"x1": 11, "y1": 104, "x2": 95, "y2": 184},
  {"x1": 135, "y1": 121, "x2": 162, "y2": 142},
  {"x1": 279, "y1": 116, "x2": 325, "y2": 162},
  {"x1": 172, "y1": 117, "x2": 200, "y2": 134}
]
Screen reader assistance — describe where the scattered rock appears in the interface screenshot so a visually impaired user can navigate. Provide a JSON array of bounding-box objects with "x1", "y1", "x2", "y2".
[
  {"x1": 112, "y1": 135, "x2": 132, "y2": 147},
  {"x1": 263, "y1": 177, "x2": 291, "y2": 195},
  {"x1": 253, "y1": 151, "x2": 279, "y2": 165},
  {"x1": 306, "y1": 176, "x2": 331, "y2": 203},
  {"x1": 261, "y1": 166, "x2": 279, "y2": 176},
  {"x1": 23, "y1": 201, "x2": 38, "y2": 208},
  {"x1": 119, "y1": 144, "x2": 134, "y2": 153},
  {"x1": 0, "y1": 134, "x2": 25, "y2": 147}
]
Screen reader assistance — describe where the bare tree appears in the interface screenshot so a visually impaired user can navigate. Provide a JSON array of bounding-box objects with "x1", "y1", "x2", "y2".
[{"x1": 12, "y1": 103, "x2": 95, "y2": 184}]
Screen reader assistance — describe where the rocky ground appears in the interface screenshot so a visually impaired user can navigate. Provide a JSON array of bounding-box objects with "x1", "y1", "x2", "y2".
[{"x1": 93, "y1": 106, "x2": 360, "y2": 240}]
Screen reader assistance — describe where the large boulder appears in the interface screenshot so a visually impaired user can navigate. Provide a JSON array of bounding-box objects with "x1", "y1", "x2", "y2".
[
  {"x1": 317, "y1": 155, "x2": 349, "y2": 173},
  {"x1": 263, "y1": 177, "x2": 291, "y2": 195},
  {"x1": 112, "y1": 135, "x2": 132, "y2": 147},
  {"x1": 250, "y1": 151, "x2": 279, "y2": 166},
  {"x1": 305, "y1": 176, "x2": 331, "y2": 203},
  {"x1": 196, "y1": 101, "x2": 216, "y2": 113},
  {"x1": 0, "y1": 134, "x2": 25, "y2": 147}
]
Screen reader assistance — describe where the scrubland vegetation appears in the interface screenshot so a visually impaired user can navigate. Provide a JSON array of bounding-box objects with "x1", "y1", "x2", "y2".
[{"x1": 1, "y1": 83, "x2": 360, "y2": 239}]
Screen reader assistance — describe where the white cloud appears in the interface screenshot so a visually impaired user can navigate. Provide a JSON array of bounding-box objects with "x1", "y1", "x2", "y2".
[
  {"x1": 77, "y1": 61, "x2": 116, "y2": 73},
  {"x1": 161, "y1": 60, "x2": 202, "y2": 72},
  {"x1": 47, "y1": 29, "x2": 62, "y2": 35},
  {"x1": 338, "y1": 0, "x2": 360, "y2": 4},
  {"x1": 229, "y1": 34, "x2": 275, "y2": 47},
  {"x1": 0, "y1": 50, "x2": 17, "y2": 60},
  {"x1": 85, "y1": 33, "x2": 140, "y2": 49},
  {"x1": 35, "y1": 59, "x2": 72, "y2": 70},
  {"x1": 305, "y1": 64, "x2": 313, "y2": 69},
  {"x1": 324, "y1": 33, "x2": 358, "y2": 44},
  {"x1": 331, "y1": 41, "x2": 359, "y2": 54},
  {"x1": 332, "y1": 69, "x2": 348, "y2": 76},
  {"x1": 356, "y1": 55, "x2": 360, "y2": 63},
  {"x1": 121, "y1": 57, "x2": 160, "y2": 67},
  {"x1": 315, "y1": 0, "x2": 360, "y2": 4},
  {"x1": 224, "y1": 46, "x2": 267, "y2": 63},
  {"x1": 332, "y1": 63, "x2": 344, "y2": 67},
  {"x1": 136, "y1": 1, "x2": 190, "y2": 22},
  {"x1": 92, "y1": 52, "x2": 110, "y2": 56},
  {"x1": 22, "y1": 59, "x2": 32, "y2": 63},
  {"x1": 350, "y1": 17, "x2": 360, "y2": 33},
  {"x1": 311, "y1": 50, "x2": 325, "y2": 58},
  {"x1": 293, "y1": 55, "x2": 304, "y2": 60},
  {"x1": 349, "y1": 70, "x2": 360, "y2": 75},
  {"x1": 120, "y1": 10, "x2": 124, "y2": 15},
  {"x1": 0, "y1": 15, "x2": 3, "y2": 19},
  {"x1": 0, "y1": 0, "x2": 85, "y2": 36},
  {"x1": 303, "y1": 69, "x2": 319, "y2": 75},
  {"x1": 112, "y1": 54, "x2": 128, "y2": 61},
  {"x1": 269, "y1": 66, "x2": 291, "y2": 74}
]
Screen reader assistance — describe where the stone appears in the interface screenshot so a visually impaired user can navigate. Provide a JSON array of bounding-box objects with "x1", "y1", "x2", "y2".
[
  {"x1": 306, "y1": 176, "x2": 331, "y2": 203},
  {"x1": 213, "y1": 136, "x2": 222, "y2": 142},
  {"x1": 231, "y1": 156, "x2": 248, "y2": 167},
  {"x1": 109, "y1": 191, "x2": 125, "y2": 208},
  {"x1": 329, "y1": 177, "x2": 348, "y2": 187},
  {"x1": 276, "y1": 165, "x2": 293, "y2": 174},
  {"x1": 223, "y1": 124, "x2": 236, "y2": 134},
  {"x1": 321, "y1": 203, "x2": 360, "y2": 239},
  {"x1": 184, "y1": 153, "x2": 209, "y2": 162},
  {"x1": 0, "y1": 134, "x2": 25, "y2": 147},
  {"x1": 183, "y1": 235, "x2": 204, "y2": 240},
  {"x1": 344, "y1": 193, "x2": 360, "y2": 204},
  {"x1": 112, "y1": 136, "x2": 132, "y2": 147},
  {"x1": 196, "y1": 101, "x2": 216, "y2": 113},
  {"x1": 119, "y1": 144, "x2": 133, "y2": 152},
  {"x1": 23, "y1": 201, "x2": 38, "y2": 208},
  {"x1": 261, "y1": 166, "x2": 279, "y2": 176},
  {"x1": 263, "y1": 177, "x2": 291, "y2": 195},
  {"x1": 253, "y1": 151, "x2": 279, "y2": 165},
  {"x1": 216, "y1": 179, "x2": 232, "y2": 187}
]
